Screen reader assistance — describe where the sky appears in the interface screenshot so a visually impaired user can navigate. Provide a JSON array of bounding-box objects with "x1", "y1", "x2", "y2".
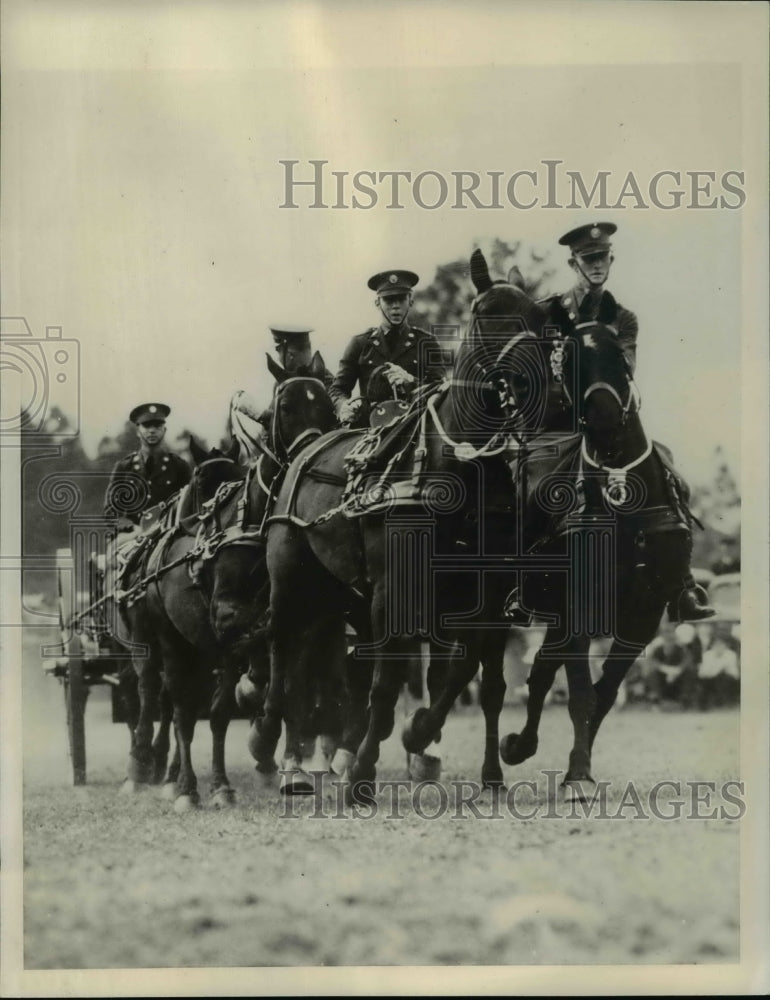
[{"x1": 3, "y1": 1, "x2": 767, "y2": 484}]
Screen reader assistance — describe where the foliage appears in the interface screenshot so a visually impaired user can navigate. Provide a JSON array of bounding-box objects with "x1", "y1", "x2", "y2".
[{"x1": 410, "y1": 238, "x2": 556, "y2": 358}]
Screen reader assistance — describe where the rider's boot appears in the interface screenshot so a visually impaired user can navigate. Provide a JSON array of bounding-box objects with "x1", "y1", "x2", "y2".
[{"x1": 667, "y1": 575, "x2": 715, "y2": 622}]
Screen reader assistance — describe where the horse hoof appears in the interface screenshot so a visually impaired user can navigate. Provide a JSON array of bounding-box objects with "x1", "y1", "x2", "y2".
[
  {"x1": 330, "y1": 748, "x2": 355, "y2": 779},
  {"x1": 211, "y1": 786, "x2": 236, "y2": 809},
  {"x1": 561, "y1": 778, "x2": 596, "y2": 805},
  {"x1": 402, "y1": 707, "x2": 433, "y2": 755},
  {"x1": 119, "y1": 779, "x2": 145, "y2": 795},
  {"x1": 279, "y1": 769, "x2": 315, "y2": 796},
  {"x1": 499, "y1": 732, "x2": 537, "y2": 766},
  {"x1": 254, "y1": 763, "x2": 279, "y2": 791},
  {"x1": 173, "y1": 793, "x2": 200, "y2": 813},
  {"x1": 407, "y1": 752, "x2": 442, "y2": 783},
  {"x1": 160, "y1": 782, "x2": 177, "y2": 801}
]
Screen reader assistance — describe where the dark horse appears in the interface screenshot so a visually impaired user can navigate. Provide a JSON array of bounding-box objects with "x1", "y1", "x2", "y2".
[
  {"x1": 193, "y1": 371, "x2": 339, "y2": 791},
  {"x1": 114, "y1": 440, "x2": 244, "y2": 806},
  {"x1": 254, "y1": 249, "x2": 546, "y2": 800},
  {"x1": 117, "y1": 374, "x2": 337, "y2": 809},
  {"x1": 496, "y1": 319, "x2": 706, "y2": 798},
  {"x1": 397, "y1": 258, "x2": 553, "y2": 788}
]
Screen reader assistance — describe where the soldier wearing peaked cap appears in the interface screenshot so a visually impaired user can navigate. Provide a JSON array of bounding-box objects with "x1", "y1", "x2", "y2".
[
  {"x1": 539, "y1": 223, "x2": 713, "y2": 622},
  {"x1": 539, "y1": 222, "x2": 639, "y2": 376},
  {"x1": 330, "y1": 269, "x2": 447, "y2": 428},
  {"x1": 267, "y1": 324, "x2": 334, "y2": 387},
  {"x1": 228, "y1": 324, "x2": 335, "y2": 463},
  {"x1": 104, "y1": 403, "x2": 191, "y2": 529}
]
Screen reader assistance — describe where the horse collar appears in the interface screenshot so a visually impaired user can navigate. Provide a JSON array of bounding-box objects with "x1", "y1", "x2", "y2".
[{"x1": 581, "y1": 437, "x2": 653, "y2": 508}]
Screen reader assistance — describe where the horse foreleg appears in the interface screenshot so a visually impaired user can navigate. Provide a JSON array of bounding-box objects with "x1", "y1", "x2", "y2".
[
  {"x1": 273, "y1": 612, "x2": 318, "y2": 793},
  {"x1": 151, "y1": 686, "x2": 173, "y2": 784},
  {"x1": 117, "y1": 661, "x2": 140, "y2": 756},
  {"x1": 337, "y1": 647, "x2": 373, "y2": 769},
  {"x1": 209, "y1": 660, "x2": 239, "y2": 806},
  {"x1": 307, "y1": 618, "x2": 346, "y2": 774},
  {"x1": 125, "y1": 644, "x2": 161, "y2": 790},
  {"x1": 402, "y1": 635, "x2": 479, "y2": 755},
  {"x1": 563, "y1": 639, "x2": 595, "y2": 787},
  {"x1": 251, "y1": 638, "x2": 285, "y2": 775},
  {"x1": 499, "y1": 625, "x2": 564, "y2": 767},
  {"x1": 589, "y1": 648, "x2": 642, "y2": 751},
  {"x1": 478, "y1": 629, "x2": 508, "y2": 790},
  {"x1": 162, "y1": 642, "x2": 202, "y2": 811},
  {"x1": 348, "y1": 649, "x2": 409, "y2": 801},
  {"x1": 589, "y1": 596, "x2": 666, "y2": 751}
]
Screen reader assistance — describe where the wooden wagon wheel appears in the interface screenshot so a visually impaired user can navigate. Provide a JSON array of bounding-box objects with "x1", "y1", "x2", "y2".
[{"x1": 56, "y1": 548, "x2": 88, "y2": 785}]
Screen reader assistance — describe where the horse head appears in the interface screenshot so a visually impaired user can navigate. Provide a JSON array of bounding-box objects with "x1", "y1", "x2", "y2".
[
  {"x1": 570, "y1": 321, "x2": 641, "y2": 465},
  {"x1": 448, "y1": 248, "x2": 550, "y2": 442},
  {"x1": 187, "y1": 434, "x2": 244, "y2": 508},
  {"x1": 269, "y1": 375, "x2": 338, "y2": 464},
  {"x1": 266, "y1": 349, "x2": 329, "y2": 384}
]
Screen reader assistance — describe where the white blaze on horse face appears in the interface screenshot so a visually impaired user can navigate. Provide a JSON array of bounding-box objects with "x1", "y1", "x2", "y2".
[{"x1": 306, "y1": 389, "x2": 316, "y2": 401}]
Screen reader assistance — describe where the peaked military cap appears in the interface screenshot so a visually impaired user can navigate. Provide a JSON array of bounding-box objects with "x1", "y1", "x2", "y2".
[
  {"x1": 269, "y1": 324, "x2": 313, "y2": 345},
  {"x1": 129, "y1": 402, "x2": 170, "y2": 425},
  {"x1": 558, "y1": 222, "x2": 617, "y2": 257},
  {"x1": 367, "y1": 269, "x2": 419, "y2": 296}
]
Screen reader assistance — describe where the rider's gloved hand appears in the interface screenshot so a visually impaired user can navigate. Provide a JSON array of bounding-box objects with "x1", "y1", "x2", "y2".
[
  {"x1": 338, "y1": 398, "x2": 363, "y2": 425},
  {"x1": 384, "y1": 364, "x2": 415, "y2": 389}
]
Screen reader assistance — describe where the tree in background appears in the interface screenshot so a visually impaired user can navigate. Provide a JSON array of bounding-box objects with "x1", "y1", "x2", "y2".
[{"x1": 411, "y1": 237, "x2": 556, "y2": 363}]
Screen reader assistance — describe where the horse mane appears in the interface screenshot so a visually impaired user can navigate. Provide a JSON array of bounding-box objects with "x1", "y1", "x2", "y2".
[{"x1": 577, "y1": 321, "x2": 630, "y2": 378}]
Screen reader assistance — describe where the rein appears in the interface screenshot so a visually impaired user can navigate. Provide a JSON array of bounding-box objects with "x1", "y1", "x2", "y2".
[
  {"x1": 574, "y1": 322, "x2": 642, "y2": 425},
  {"x1": 426, "y1": 394, "x2": 510, "y2": 460},
  {"x1": 583, "y1": 379, "x2": 641, "y2": 424},
  {"x1": 265, "y1": 326, "x2": 530, "y2": 531}
]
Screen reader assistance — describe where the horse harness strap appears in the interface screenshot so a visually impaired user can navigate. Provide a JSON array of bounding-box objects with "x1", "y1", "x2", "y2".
[
  {"x1": 580, "y1": 437, "x2": 653, "y2": 507},
  {"x1": 188, "y1": 465, "x2": 269, "y2": 582},
  {"x1": 265, "y1": 382, "x2": 512, "y2": 531}
]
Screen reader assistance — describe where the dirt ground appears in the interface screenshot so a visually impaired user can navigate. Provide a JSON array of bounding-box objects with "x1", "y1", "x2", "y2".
[{"x1": 20, "y1": 628, "x2": 741, "y2": 970}]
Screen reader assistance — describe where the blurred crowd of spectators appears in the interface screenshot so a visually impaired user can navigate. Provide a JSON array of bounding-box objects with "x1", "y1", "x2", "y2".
[{"x1": 622, "y1": 620, "x2": 740, "y2": 711}]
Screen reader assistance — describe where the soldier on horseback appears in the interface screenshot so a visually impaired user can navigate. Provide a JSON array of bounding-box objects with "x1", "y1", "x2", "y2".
[
  {"x1": 104, "y1": 403, "x2": 191, "y2": 531},
  {"x1": 330, "y1": 269, "x2": 447, "y2": 428},
  {"x1": 230, "y1": 325, "x2": 333, "y2": 461},
  {"x1": 269, "y1": 324, "x2": 334, "y2": 387},
  {"x1": 537, "y1": 222, "x2": 713, "y2": 622}
]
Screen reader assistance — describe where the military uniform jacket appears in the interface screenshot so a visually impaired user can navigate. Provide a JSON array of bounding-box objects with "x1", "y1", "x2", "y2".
[
  {"x1": 330, "y1": 322, "x2": 447, "y2": 423},
  {"x1": 104, "y1": 448, "x2": 192, "y2": 523},
  {"x1": 539, "y1": 287, "x2": 639, "y2": 375}
]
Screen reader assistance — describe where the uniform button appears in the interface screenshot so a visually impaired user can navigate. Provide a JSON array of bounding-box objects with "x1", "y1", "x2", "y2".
[{"x1": 569, "y1": 312, "x2": 576, "y2": 320}]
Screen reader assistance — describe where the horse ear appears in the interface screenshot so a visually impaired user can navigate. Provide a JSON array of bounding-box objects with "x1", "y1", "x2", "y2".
[
  {"x1": 266, "y1": 352, "x2": 288, "y2": 383},
  {"x1": 188, "y1": 434, "x2": 208, "y2": 466},
  {"x1": 308, "y1": 351, "x2": 327, "y2": 379},
  {"x1": 470, "y1": 248, "x2": 493, "y2": 293},
  {"x1": 224, "y1": 436, "x2": 241, "y2": 462},
  {"x1": 507, "y1": 265, "x2": 525, "y2": 290}
]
